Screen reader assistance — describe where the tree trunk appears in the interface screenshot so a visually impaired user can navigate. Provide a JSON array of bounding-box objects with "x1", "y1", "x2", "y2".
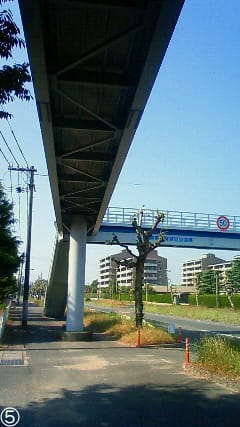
[
  {"x1": 135, "y1": 258, "x2": 144, "y2": 328},
  {"x1": 227, "y1": 294, "x2": 235, "y2": 310}
]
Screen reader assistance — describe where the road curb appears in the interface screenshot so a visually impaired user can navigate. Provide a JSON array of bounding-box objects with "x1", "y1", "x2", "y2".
[{"x1": 184, "y1": 363, "x2": 240, "y2": 393}]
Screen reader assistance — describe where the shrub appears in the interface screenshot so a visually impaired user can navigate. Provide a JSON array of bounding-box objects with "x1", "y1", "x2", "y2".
[
  {"x1": 232, "y1": 295, "x2": 240, "y2": 309},
  {"x1": 188, "y1": 294, "x2": 240, "y2": 309},
  {"x1": 147, "y1": 293, "x2": 172, "y2": 304}
]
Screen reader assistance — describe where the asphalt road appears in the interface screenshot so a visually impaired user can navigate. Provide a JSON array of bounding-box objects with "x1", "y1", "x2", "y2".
[
  {"x1": 1, "y1": 304, "x2": 240, "y2": 427},
  {"x1": 86, "y1": 303, "x2": 240, "y2": 342}
]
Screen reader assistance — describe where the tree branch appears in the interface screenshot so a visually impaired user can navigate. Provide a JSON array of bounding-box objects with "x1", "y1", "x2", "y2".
[
  {"x1": 112, "y1": 257, "x2": 136, "y2": 268},
  {"x1": 145, "y1": 211, "x2": 165, "y2": 238},
  {"x1": 146, "y1": 231, "x2": 166, "y2": 255},
  {"x1": 106, "y1": 233, "x2": 137, "y2": 259}
]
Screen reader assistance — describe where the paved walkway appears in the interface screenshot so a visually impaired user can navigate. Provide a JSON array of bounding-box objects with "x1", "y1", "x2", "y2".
[{"x1": 0, "y1": 303, "x2": 240, "y2": 427}]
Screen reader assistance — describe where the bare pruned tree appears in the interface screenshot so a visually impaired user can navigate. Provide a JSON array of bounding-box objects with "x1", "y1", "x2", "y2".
[{"x1": 107, "y1": 209, "x2": 165, "y2": 328}]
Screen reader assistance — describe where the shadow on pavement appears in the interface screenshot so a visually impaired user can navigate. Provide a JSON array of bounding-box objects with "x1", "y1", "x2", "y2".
[
  {"x1": 2, "y1": 382, "x2": 239, "y2": 427},
  {"x1": 2, "y1": 303, "x2": 66, "y2": 345}
]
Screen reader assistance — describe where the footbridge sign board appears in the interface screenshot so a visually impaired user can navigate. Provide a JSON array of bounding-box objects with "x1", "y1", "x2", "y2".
[{"x1": 87, "y1": 225, "x2": 240, "y2": 251}]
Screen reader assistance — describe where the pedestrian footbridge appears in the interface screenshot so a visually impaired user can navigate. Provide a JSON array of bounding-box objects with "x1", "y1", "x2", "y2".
[
  {"x1": 88, "y1": 207, "x2": 240, "y2": 251},
  {"x1": 45, "y1": 206, "x2": 240, "y2": 321}
]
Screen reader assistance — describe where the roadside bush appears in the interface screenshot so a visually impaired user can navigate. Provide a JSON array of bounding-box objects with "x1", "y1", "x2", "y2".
[
  {"x1": 113, "y1": 293, "x2": 130, "y2": 302},
  {"x1": 146, "y1": 293, "x2": 172, "y2": 304},
  {"x1": 231, "y1": 295, "x2": 240, "y2": 309},
  {"x1": 188, "y1": 294, "x2": 240, "y2": 309}
]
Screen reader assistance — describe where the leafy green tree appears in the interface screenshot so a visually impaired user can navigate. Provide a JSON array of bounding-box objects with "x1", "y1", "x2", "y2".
[
  {"x1": 85, "y1": 279, "x2": 99, "y2": 299},
  {"x1": 224, "y1": 259, "x2": 240, "y2": 309},
  {"x1": 30, "y1": 276, "x2": 48, "y2": 299},
  {"x1": 89, "y1": 279, "x2": 98, "y2": 292},
  {"x1": 0, "y1": 0, "x2": 31, "y2": 119},
  {"x1": 108, "y1": 209, "x2": 165, "y2": 328},
  {"x1": 197, "y1": 269, "x2": 217, "y2": 294},
  {"x1": 85, "y1": 279, "x2": 99, "y2": 294},
  {"x1": 225, "y1": 259, "x2": 240, "y2": 291},
  {"x1": 0, "y1": 183, "x2": 21, "y2": 301}
]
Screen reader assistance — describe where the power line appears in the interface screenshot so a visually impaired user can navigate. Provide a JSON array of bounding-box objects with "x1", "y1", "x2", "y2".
[
  {"x1": 0, "y1": 145, "x2": 10, "y2": 164},
  {"x1": 6, "y1": 118, "x2": 29, "y2": 168},
  {"x1": 0, "y1": 130, "x2": 19, "y2": 166}
]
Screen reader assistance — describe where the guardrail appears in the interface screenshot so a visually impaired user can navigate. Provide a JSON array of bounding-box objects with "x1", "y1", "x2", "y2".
[
  {"x1": 0, "y1": 301, "x2": 11, "y2": 342},
  {"x1": 103, "y1": 207, "x2": 240, "y2": 233}
]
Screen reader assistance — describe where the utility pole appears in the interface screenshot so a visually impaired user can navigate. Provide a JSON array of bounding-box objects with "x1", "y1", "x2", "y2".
[
  {"x1": 215, "y1": 270, "x2": 219, "y2": 309},
  {"x1": 8, "y1": 165, "x2": 37, "y2": 327},
  {"x1": 17, "y1": 253, "x2": 24, "y2": 305}
]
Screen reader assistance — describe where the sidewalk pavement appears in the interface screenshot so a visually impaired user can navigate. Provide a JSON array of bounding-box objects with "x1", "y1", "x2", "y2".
[{"x1": 0, "y1": 303, "x2": 240, "y2": 427}]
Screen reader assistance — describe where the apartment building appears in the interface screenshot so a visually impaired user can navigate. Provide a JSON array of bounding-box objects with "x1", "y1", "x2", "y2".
[
  {"x1": 99, "y1": 249, "x2": 168, "y2": 289},
  {"x1": 98, "y1": 255, "x2": 116, "y2": 288},
  {"x1": 181, "y1": 253, "x2": 226, "y2": 287},
  {"x1": 208, "y1": 255, "x2": 240, "y2": 284},
  {"x1": 207, "y1": 261, "x2": 232, "y2": 284}
]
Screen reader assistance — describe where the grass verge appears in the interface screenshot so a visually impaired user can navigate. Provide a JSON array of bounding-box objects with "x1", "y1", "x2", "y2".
[
  {"x1": 84, "y1": 310, "x2": 175, "y2": 346},
  {"x1": 194, "y1": 336, "x2": 240, "y2": 379},
  {"x1": 86, "y1": 298, "x2": 130, "y2": 307},
  {"x1": 144, "y1": 303, "x2": 240, "y2": 325},
  {"x1": 87, "y1": 298, "x2": 240, "y2": 325}
]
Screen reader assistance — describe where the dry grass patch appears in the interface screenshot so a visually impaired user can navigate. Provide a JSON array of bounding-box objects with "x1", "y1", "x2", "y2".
[
  {"x1": 120, "y1": 327, "x2": 175, "y2": 346},
  {"x1": 106, "y1": 319, "x2": 136, "y2": 338},
  {"x1": 84, "y1": 311, "x2": 120, "y2": 333},
  {"x1": 84, "y1": 310, "x2": 175, "y2": 345},
  {"x1": 87, "y1": 299, "x2": 129, "y2": 307}
]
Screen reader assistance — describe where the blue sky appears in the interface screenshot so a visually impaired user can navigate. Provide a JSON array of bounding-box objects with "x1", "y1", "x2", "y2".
[{"x1": 1, "y1": 0, "x2": 240, "y2": 285}]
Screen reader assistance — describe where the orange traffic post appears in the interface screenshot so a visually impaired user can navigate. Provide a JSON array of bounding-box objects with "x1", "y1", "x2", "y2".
[
  {"x1": 177, "y1": 327, "x2": 182, "y2": 343},
  {"x1": 136, "y1": 327, "x2": 141, "y2": 348},
  {"x1": 185, "y1": 337, "x2": 190, "y2": 365}
]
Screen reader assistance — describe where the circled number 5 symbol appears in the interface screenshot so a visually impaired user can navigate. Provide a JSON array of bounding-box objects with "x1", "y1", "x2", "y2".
[{"x1": 0, "y1": 408, "x2": 20, "y2": 427}]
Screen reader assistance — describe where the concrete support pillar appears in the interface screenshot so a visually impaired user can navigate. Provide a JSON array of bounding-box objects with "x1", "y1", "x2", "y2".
[
  {"x1": 66, "y1": 216, "x2": 87, "y2": 332},
  {"x1": 44, "y1": 237, "x2": 69, "y2": 318}
]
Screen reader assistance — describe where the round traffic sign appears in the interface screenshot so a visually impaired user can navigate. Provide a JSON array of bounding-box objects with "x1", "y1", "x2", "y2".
[{"x1": 216, "y1": 215, "x2": 230, "y2": 230}]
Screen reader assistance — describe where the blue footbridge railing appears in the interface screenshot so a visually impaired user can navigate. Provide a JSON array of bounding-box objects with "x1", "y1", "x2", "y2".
[{"x1": 102, "y1": 207, "x2": 240, "y2": 233}]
